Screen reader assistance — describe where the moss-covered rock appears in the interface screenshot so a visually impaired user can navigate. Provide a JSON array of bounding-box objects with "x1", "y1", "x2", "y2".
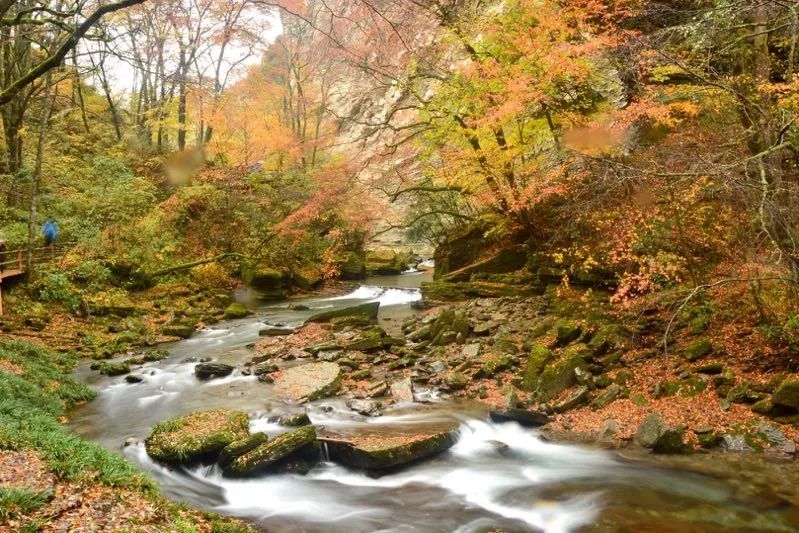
[
  {"x1": 521, "y1": 344, "x2": 553, "y2": 392},
  {"x1": 248, "y1": 267, "x2": 284, "y2": 290},
  {"x1": 652, "y1": 428, "x2": 687, "y2": 454},
  {"x1": 339, "y1": 252, "x2": 366, "y2": 280},
  {"x1": 223, "y1": 303, "x2": 252, "y2": 319},
  {"x1": 273, "y1": 362, "x2": 342, "y2": 402},
  {"x1": 92, "y1": 361, "x2": 130, "y2": 376},
  {"x1": 684, "y1": 338, "x2": 713, "y2": 361},
  {"x1": 224, "y1": 426, "x2": 318, "y2": 477},
  {"x1": 475, "y1": 353, "x2": 514, "y2": 378},
  {"x1": 324, "y1": 430, "x2": 457, "y2": 469},
  {"x1": 535, "y1": 351, "x2": 588, "y2": 402},
  {"x1": 772, "y1": 378, "x2": 799, "y2": 409},
  {"x1": 555, "y1": 320, "x2": 582, "y2": 346},
  {"x1": 421, "y1": 281, "x2": 540, "y2": 302},
  {"x1": 590, "y1": 384, "x2": 624, "y2": 409},
  {"x1": 218, "y1": 432, "x2": 269, "y2": 468},
  {"x1": 145, "y1": 409, "x2": 250, "y2": 464},
  {"x1": 366, "y1": 248, "x2": 413, "y2": 275},
  {"x1": 305, "y1": 302, "x2": 380, "y2": 324},
  {"x1": 278, "y1": 412, "x2": 311, "y2": 427},
  {"x1": 587, "y1": 325, "x2": 625, "y2": 356}
]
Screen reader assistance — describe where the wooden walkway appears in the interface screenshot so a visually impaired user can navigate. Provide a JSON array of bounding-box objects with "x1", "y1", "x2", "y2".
[{"x1": 0, "y1": 243, "x2": 71, "y2": 314}]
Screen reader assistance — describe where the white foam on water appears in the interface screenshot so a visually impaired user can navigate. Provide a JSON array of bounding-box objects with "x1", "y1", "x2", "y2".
[{"x1": 324, "y1": 285, "x2": 421, "y2": 307}]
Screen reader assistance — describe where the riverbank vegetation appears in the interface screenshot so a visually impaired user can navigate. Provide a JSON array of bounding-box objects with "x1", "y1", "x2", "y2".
[{"x1": 3, "y1": 0, "x2": 799, "y2": 529}]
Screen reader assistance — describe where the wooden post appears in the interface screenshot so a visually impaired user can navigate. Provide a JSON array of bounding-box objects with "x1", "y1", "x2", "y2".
[{"x1": 0, "y1": 278, "x2": 3, "y2": 316}]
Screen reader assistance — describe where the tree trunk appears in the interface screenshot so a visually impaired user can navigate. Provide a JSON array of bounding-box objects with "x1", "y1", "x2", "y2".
[{"x1": 27, "y1": 74, "x2": 55, "y2": 280}]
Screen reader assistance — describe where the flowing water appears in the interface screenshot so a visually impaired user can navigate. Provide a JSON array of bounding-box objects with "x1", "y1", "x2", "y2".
[{"x1": 69, "y1": 272, "x2": 799, "y2": 532}]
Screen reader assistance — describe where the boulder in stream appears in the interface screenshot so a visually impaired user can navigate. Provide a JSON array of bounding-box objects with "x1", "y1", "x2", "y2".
[
  {"x1": 145, "y1": 408, "x2": 249, "y2": 464},
  {"x1": 305, "y1": 301, "x2": 380, "y2": 324},
  {"x1": 489, "y1": 408, "x2": 549, "y2": 427},
  {"x1": 224, "y1": 426, "x2": 318, "y2": 477},
  {"x1": 195, "y1": 362, "x2": 234, "y2": 380},
  {"x1": 218, "y1": 432, "x2": 269, "y2": 468},
  {"x1": 259, "y1": 326, "x2": 295, "y2": 337},
  {"x1": 321, "y1": 430, "x2": 457, "y2": 470},
  {"x1": 273, "y1": 362, "x2": 342, "y2": 402}
]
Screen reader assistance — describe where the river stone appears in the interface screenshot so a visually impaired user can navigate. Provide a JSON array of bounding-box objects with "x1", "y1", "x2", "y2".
[
  {"x1": 259, "y1": 326, "x2": 295, "y2": 337},
  {"x1": 489, "y1": 408, "x2": 549, "y2": 427},
  {"x1": 223, "y1": 303, "x2": 252, "y2": 319},
  {"x1": 772, "y1": 378, "x2": 799, "y2": 409},
  {"x1": 195, "y1": 362, "x2": 234, "y2": 380},
  {"x1": 553, "y1": 386, "x2": 590, "y2": 413},
  {"x1": 347, "y1": 399, "x2": 383, "y2": 417},
  {"x1": 305, "y1": 302, "x2": 380, "y2": 324},
  {"x1": 652, "y1": 428, "x2": 687, "y2": 454},
  {"x1": 390, "y1": 378, "x2": 414, "y2": 402},
  {"x1": 145, "y1": 408, "x2": 249, "y2": 464},
  {"x1": 278, "y1": 412, "x2": 311, "y2": 426},
  {"x1": 591, "y1": 384, "x2": 623, "y2": 410},
  {"x1": 635, "y1": 413, "x2": 665, "y2": 448},
  {"x1": 322, "y1": 430, "x2": 457, "y2": 469},
  {"x1": 274, "y1": 362, "x2": 342, "y2": 402},
  {"x1": 224, "y1": 426, "x2": 317, "y2": 477},
  {"x1": 218, "y1": 432, "x2": 269, "y2": 468}
]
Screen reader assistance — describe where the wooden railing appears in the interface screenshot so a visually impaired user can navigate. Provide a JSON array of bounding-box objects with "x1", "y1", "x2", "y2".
[
  {"x1": 0, "y1": 242, "x2": 72, "y2": 276},
  {"x1": 0, "y1": 242, "x2": 73, "y2": 315}
]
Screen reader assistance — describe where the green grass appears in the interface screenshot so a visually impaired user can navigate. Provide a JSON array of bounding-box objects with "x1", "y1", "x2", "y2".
[
  {"x1": 0, "y1": 340, "x2": 149, "y2": 488},
  {"x1": 0, "y1": 486, "x2": 53, "y2": 521}
]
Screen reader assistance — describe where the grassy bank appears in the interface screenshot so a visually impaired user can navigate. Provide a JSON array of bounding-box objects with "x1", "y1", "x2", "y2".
[{"x1": 0, "y1": 338, "x2": 252, "y2": 532}]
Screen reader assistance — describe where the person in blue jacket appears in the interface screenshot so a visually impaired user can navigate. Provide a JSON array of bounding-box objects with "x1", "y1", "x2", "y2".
[{"x1": 42, "y1": 218, "x2": 59, "y2": 256}]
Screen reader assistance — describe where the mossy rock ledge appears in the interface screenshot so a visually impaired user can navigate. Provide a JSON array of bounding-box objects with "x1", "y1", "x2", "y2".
[
  {"x1": 145, "y1": 408, "x2": 250, "y2": 464},
  {"x1": 223, "y1": 426, "x2": 319, "y2": 477},
  {"x1": 322, "y1": 430, "x2": 458, "y2": 469}
]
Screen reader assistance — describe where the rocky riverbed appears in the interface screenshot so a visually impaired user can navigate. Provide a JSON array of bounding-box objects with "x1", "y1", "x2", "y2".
[{"x1": 67, "y1": 275, "x2": 799, "y2": 531}]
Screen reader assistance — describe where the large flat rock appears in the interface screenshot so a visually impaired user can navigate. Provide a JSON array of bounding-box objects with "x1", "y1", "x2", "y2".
[
  {"x1": 321, "y1": 430, "x2": 457, "y2": 469},
  {"x1": 273, "y1": 362, "x2": 342, "y2": 402}
]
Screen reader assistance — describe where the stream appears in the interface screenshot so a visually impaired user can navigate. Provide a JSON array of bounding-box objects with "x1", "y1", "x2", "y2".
[{"x1": 69, "y1": 271, "x2": 799, "y2": 532}]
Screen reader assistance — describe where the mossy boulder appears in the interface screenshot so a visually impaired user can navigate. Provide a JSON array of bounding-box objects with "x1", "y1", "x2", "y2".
[
  {"x1": 223, "y1": 426, "x2": 318, "y2": 477},
  {"x1": 555, "y1": 320, "x2": 582, "y2": 346},
  {"x1": 521, "y1": 344, "x2": 553, "y2": 391},
  {"x1": 278, "y1": 412, "x2": 312, "y2": 427},
  {"x1": 772, "y1": 378, "x2": 799, "y2": 409},
  {"x1": 366, "y1": 248, "x2": 412, "y2": 275},
  {"x1": 339, "y1": 252, "x2": 366, "y2": 280},
  {"x1": 323, "y1": 430, "x2": 457, "y2": 469},
  {"x1": 145, "y1": 409, "x2": 250, "y2": 464},
  {"x1": 218, "y1": 432, "x2": 269, "y2": 468},
  {"x1": 223, "y1": 303, "x2": 252, "y2": 319},
  {"x1": 273, "y1": 362, "x2": 342, "y2": 402},
  {"x1": 535, "y1": 351, "x2": 588, "y2": 402},
  {"x1": 305, "y1": 302, "x2": 380, "y2": 324},
  {"x1": 293, "y1": 266, "x2": 323, "y2": 290},
  {"x1": 93, "y1": 361, "x2": 131, "y2": 376},
  {"x1": 249, "y1": 268, "x2": 284, "y2": 290},
  {"x1": 653, "y1": 428, "x2": 687, "y2": 454},
  {"x1": 587, "y1": 325, "x2": 625, "y2": 356},
  {"x1": 684, "y1": 338, "x2": 713, "y2": 362}
]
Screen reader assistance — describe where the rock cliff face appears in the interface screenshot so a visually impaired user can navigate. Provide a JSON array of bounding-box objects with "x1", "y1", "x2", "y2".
[{"x1": 283, "y1": 0, "x2": 446, "y2": 252}]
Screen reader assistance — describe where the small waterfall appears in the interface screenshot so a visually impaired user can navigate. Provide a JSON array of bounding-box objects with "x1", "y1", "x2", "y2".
[{"x1": 321, "y1": 441, "x2": 331, "y2": 462}]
